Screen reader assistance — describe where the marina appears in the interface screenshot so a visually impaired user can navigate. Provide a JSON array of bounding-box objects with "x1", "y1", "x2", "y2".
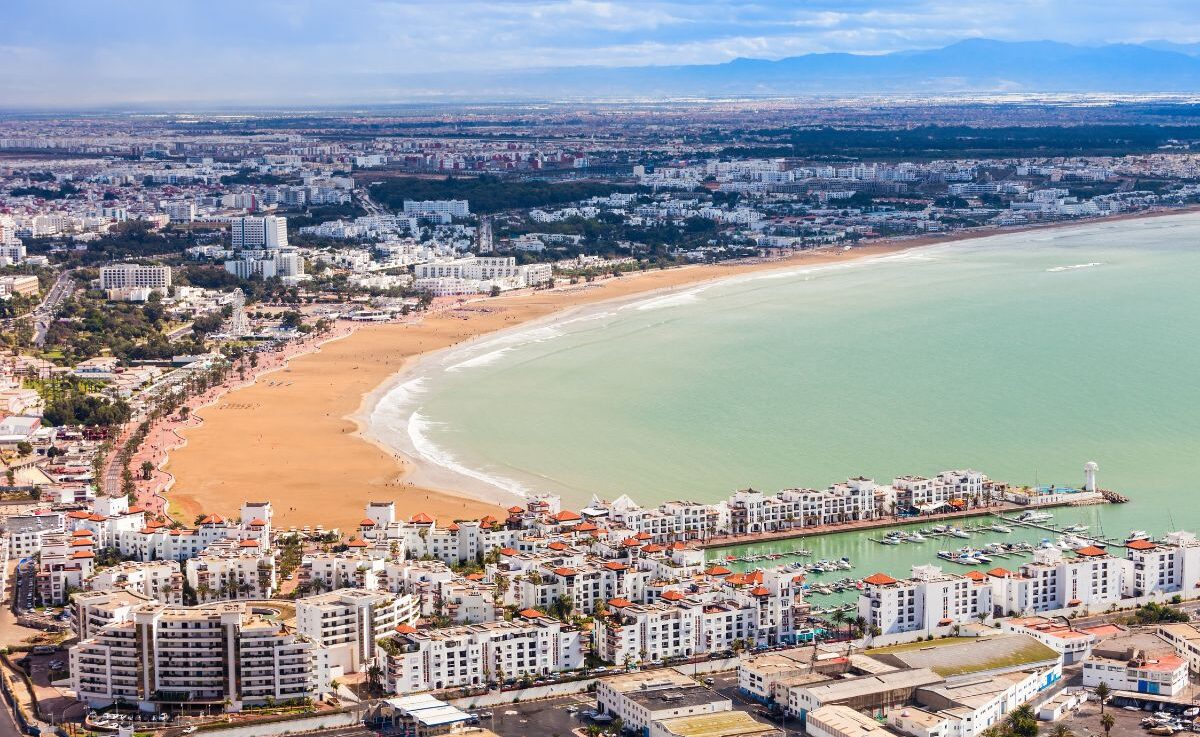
[{"x1": 708, "y1": 507, "x2": 1176, "y2": 602}]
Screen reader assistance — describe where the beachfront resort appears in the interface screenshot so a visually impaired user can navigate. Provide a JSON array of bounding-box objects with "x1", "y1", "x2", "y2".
[{"x1": 0, "y1": 457, "x2": 1192, "y2": 729}]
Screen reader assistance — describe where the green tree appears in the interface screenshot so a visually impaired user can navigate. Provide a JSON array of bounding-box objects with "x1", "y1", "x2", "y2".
[
  {"x1": 1006, "y1": 704, "x2": 1038, "y2": 737},
  {"x1": 1094, "y1": 681, "x2": 1110, "y2": 713},
  {"x1": 1100, "y1": 712, "x2": 1115, "y2": 737}
]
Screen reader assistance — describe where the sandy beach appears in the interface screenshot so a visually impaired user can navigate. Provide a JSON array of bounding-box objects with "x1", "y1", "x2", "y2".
[
  {"x1": 164, "y1": 242, "x2": 924, "y2": 532},
  {"x1": 163, "y1": 208, "x2": 1200, "y2": 532}
]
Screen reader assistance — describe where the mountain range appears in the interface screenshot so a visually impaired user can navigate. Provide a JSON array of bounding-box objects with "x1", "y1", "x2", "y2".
[{"x1": 421, "y1": 39, "x2": 1200, "y2": 98}]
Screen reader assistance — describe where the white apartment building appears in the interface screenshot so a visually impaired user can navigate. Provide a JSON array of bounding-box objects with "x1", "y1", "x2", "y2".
[
  {"x1": 1125, "y1": 532, "x2": 1200, "y2": 597},
  {"x1": 377, "y1": 612, "x2": 583, "y2": 692},
  {"x1": 184, "y1": 539, "x2": 277, "y2": 602},
  {"x1": 230, "y1": 215, "x2": 288, "y2": 249},
  {"x1": 164, "y1": 202, "x2": 197, "y2": 222},
  {"x1": 86, "y1": 560, "x2": 183, "y2": 604},
  {"x1": 859, "y1": 565, "x2": 990, "y2": 636},
  {"x1": 402, "y1": 199, "x2": 470, "y2": 218},
  {"x1": 728, "y1": 477, "x2": 878, "y2": 534},
  {"x1": 72, "y1": 589, "x2": 152, "y2": 640},
  {"x1": 990, "y1": 546, "x2": 1125, "y2": 616},
  {"x1": 892, "y1": 470, "x2": 989, "y2": 513},
  {"x1": 597, "y1": 595, "x2": 777, "y2": 666},
  {"x1": 295, "y1": 588, "x2": 418, "y2": 673},
  {"x1": 413, "y1": 256, "x2": 551, "y2": 288},
  {"x1": 7, "y1": 512, "x2": 65, "y2": 558},
  {"x1": 71, "y1": 601, "x2": 331, "y2": 712},
  {"x1": 99, "y1": 264, "x2": 172, "y2": 291}
]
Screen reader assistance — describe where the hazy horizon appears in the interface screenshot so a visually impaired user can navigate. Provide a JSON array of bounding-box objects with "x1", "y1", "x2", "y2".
[{"x1": 5, "y1": 1, "x2": 1200, "y2": 107}]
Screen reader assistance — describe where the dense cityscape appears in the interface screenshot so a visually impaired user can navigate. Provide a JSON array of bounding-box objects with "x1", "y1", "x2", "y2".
[{"x1": 4, "y1": 5, "x2": 1200, "y2": 737}]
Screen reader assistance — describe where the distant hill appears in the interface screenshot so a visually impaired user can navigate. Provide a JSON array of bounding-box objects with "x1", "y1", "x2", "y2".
[{"x1": 425, "y1": 39, "x2": 1200, "y2": 98}]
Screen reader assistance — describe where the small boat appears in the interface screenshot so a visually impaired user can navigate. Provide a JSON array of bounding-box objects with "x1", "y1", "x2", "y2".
[
  {"x1": 1063, "y1": 524, "x2": 1089, "y2": 533},
  {"x1": 1017, "y1": 510, "x2": 1054, "y2": 523},
  {"x1": 990, "y1": 524, "x2": 1012, "y2": 533},
  {"x1": 974, "y1": 553, "x2": 993, "y2": 564},
  {"x1": 932, "y1": 525, "x2": 949, "y2": 533},
  {"x1": 1126, "y1": 530, "x2": 1151, "y2": 543},
  {"x1": 937, "y1": 550, "x2": 953, "y2": 560},
  {"x1": 908, "y1": 532, "x2": 926, "y2": 542},
  {"x1": 950, "y1": 528, "x2": 971, "y2": 539}
]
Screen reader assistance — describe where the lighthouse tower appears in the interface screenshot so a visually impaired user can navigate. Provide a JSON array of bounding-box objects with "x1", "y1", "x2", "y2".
[{"x1": 1084, "y1": 461, "x2": 1099, "y2": 492}]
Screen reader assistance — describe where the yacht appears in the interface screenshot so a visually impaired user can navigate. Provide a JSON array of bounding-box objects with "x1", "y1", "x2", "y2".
[
  {"x1": 949, "y1": 528, "x2": 971, "y2": 539},
  {"x1": 1017, "y1": 510, "x2": 1054, "y2": 523},
  {"x1": 1126, "y1": 530, "x2": 1151, "y2": 543},
  {"x1": 908, "y1": 531, "x2": 927, "y2": 543}
]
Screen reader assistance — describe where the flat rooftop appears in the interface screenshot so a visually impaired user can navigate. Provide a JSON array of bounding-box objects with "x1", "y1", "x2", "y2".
[
  {"x1": 802, "y1": 668, "x2": 944, "y2": 703},
  {"x1": 627, "y1": 685, "x2": 729, "y2": 712},
  {"x1": 600, "y1": 669, "x2": 697, "y2": 694},
  {"x1": 867, "y1": 634, "x2": 1058, "y2": 677},
  {"x1": 657, "y1": 711, "x2": 781, "y2": 737}
]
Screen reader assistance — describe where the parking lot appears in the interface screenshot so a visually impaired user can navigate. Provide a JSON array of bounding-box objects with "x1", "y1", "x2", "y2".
[
  {"x1": 484, "y1": 669, "x2": 802, "y2": 737},
  {"x1": 1058, "y1": 702, "x2": 1187, "y2": 737}
]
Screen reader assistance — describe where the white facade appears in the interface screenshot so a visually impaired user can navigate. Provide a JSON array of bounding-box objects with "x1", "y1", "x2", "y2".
[
  {"x1": 99, "y1": 264, "x2": 172, "y2": 290},
  {"x1": 231, "y1": 215, "x2": 288, "y2": 249},
  {"x1": 70, "y1": 601, "x2": 331, "y2": 712},
  {"x1": 296, "y1": 588, "x2": 418, "y2": 673}
]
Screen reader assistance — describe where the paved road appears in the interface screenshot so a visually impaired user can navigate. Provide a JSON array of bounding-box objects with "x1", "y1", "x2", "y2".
[{"x1": 32, "y1": 273, "x2": 73, "y2": 347}]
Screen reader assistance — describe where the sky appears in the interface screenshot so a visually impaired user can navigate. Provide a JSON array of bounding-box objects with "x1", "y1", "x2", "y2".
[{"x1": 3, "y1": 0, "x2": 1200, "y2": 107}]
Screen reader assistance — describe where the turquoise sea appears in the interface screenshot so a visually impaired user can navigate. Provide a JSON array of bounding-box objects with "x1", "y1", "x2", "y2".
[{"x1": 369, "y1": 213, "x2": 1200, "y2": 580}]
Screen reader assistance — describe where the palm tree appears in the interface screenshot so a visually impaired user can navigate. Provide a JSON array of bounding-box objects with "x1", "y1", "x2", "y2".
[
  {"x1": 852, "y1": 615, "x2": 867, "y2": 639},
  {"x1": 1051, "y1": 724, "x2": 1074, "y2": 737},
  {"x1": 1006, "y1": 703, "x2": 1038, "y2": 737},
  {"x1": 366, "y1": 665, "x2": 384, "y2": 695},
  {"x1": 830, "y1": 609, "x2": 847, "y2": 639},
  {"x1": 1100, "y1": 712, "x2": 1115, "y2": 737},
  {"x1": 1095, "y1": 681, "x2": 1110, "y2": 714}
]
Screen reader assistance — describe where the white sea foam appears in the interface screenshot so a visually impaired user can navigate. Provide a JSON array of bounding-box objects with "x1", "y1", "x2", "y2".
[
  {"x1": 622, "y1": 285, "x2": 710, "y2": 312},
  {"x1": 407, "y1": 410, "x2": 530, "y2": 497},
  {"x1": 445, "y1": 324, "x2": 565, "y2": 371},
  {"x1": 1047, "y1": 262, "x2": 1104, "y2": 272}
]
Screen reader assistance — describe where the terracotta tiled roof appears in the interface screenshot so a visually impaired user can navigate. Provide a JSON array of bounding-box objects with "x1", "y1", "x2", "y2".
[{"x1": 863, "y1": 573, "x2": 897, "y2": 586}]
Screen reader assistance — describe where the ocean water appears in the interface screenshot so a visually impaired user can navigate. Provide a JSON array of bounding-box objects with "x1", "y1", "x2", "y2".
[{"x1": 370, "y1": 213, "x2": 1200, "y2": 576}]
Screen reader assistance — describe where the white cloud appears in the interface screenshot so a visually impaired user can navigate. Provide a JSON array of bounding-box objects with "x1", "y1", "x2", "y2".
[{"x1": 3, "y1": 0, "x2": 1200, "y2": 105}]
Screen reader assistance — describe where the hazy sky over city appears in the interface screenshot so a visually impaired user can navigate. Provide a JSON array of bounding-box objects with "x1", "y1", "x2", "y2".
[{"x1": 4, "y1": 0, "x2": 1200, "y2": 106}]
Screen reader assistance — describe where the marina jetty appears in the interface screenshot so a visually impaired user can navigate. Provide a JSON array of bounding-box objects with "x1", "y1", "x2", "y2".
[{"x1": 574, "y1": 463, "x2": 1121, "y2": 551}]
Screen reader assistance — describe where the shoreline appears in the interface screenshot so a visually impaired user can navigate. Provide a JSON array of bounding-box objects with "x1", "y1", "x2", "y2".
[{"x1": 164, "y1": 207, "x2": 1200, "y2": 532}]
